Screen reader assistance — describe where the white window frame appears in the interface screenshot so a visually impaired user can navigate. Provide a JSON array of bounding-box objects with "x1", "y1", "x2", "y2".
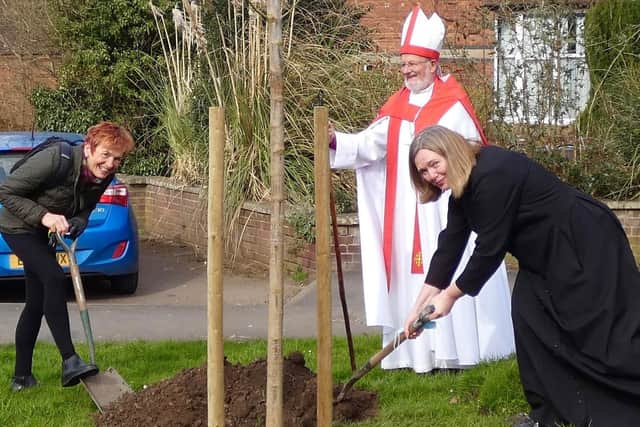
[{"x1": 494, "y1": 10, "x2": 590, "y2": 125}]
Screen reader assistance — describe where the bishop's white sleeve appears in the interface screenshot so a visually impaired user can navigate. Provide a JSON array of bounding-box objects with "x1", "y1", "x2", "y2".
[
  {"x1": 330, "y1": 116, "x2": 390, "y2": 170},
  {"x1": 438, "y1": 102, "x2": 481, "y2": 143}
]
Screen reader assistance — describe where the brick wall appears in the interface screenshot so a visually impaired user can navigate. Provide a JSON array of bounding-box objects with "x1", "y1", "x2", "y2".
[
  {"x1": 0, "y1": 55, "x2": 59, "y2": 130},
  {"x1": 120, "y1": 175, "x2": 362, "y2": 274},
  {"x1": 229, "y1": 203, "x2": 362, "y2": 274},
  {"x1": 119, "y1": 175, "x2": 640, "y2": 275},
  {"x1": 124, "y1": 176, "x2": 209, "y2": 252},
  {"x1": 608, "y1": 201, "x2": 640, "y2": 257},
  {"x1": 354, "y1": 0, "x2": 493, "y2": 53}
]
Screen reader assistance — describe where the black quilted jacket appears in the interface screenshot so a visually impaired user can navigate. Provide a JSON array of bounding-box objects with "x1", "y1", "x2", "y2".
[{"x1": 0, "y1": 143, "x2": 113, "y2": 234}]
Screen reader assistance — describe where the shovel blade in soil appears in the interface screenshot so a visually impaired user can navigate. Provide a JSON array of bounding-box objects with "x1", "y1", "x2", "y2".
[{"x1": 81, "y1": 367, "x2": 132, "y2": 413}]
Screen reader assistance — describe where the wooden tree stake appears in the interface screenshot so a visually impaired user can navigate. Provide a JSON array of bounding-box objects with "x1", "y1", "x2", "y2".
[
  {"x1": 315, "y1": 106, "x2": 333, "y2": 426},
  {"x1": 207, "y1": 106, "x2": 225, "y2": 426}
]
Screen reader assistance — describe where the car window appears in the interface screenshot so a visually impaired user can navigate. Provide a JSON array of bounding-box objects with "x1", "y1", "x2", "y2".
[{"x1": 0, "y1": 153, "x2": 26, "y2": 184}]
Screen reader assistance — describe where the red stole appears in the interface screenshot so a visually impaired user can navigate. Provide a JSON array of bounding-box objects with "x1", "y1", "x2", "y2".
[{"x1": 375, "y1": 76, "x2": 487, "y2": 291}]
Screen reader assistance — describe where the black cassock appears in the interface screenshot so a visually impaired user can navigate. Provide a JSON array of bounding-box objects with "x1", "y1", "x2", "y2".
[{"x1": 426, "y1": 146, "x2": 640, "y2": 427}]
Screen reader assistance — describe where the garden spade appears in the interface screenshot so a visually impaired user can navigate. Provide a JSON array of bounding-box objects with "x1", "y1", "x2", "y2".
[
  {"x1": 334, "y1": 304, "x2": 436, "y2": 403},
  {"x1": 56, "y1": 233, "x2": 132, "y2": 413}
]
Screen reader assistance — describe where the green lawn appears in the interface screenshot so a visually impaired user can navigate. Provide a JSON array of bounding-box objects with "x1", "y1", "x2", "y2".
[{"x1": 0, "y1": 335, "x2": 529, "y2": 426}]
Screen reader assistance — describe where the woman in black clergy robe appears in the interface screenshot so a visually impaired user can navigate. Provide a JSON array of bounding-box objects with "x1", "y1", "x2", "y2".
[{"x1": 403, "y1": 125, "x2": 640, "y2": 427}]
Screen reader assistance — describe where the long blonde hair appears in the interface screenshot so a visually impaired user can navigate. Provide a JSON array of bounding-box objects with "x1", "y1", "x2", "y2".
[{"x1": 409, "y1": 125, "x2": 481, "y2": 203}]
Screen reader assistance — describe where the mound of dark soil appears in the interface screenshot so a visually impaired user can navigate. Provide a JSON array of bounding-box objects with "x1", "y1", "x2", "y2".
[{"x1": 94, "y1": 351, "x2": 378, "y2": 427}]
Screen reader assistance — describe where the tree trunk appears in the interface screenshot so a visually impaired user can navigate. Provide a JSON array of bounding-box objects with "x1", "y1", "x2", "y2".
[{"x1": 266, "y1": 1, "x2": 285, "y2": 426}]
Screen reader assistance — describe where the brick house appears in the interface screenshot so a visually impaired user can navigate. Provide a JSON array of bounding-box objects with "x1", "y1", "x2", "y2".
[
  {"x1": 0, "y1": 0, "x2": 60, "y2": 130},
  {"x1": 1, "y1": 0, "x2": 593, "y2": 130},
  {"x1": 355, "y1": 0, "x2": 593, "y2": 126}
]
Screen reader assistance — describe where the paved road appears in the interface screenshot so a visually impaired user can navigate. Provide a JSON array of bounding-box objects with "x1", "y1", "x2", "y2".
[{"x1": 0, "y1": 239, "x2": 376, "y2": 344}]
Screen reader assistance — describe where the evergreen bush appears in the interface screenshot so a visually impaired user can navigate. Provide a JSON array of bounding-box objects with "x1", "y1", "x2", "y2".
[
  {"x1": 30, "y1": 0, "x2": 174, "y2": 176},
  {"x1": 579, "y1": 0, "x2": 640, "y2": 199},
  {"x1": 584, "y1": 0, "x2": 640, "y2": 87}
]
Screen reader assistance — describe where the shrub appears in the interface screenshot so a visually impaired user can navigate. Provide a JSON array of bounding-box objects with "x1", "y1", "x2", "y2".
[
  {"x1": 148, "y1": 1, "x2": 396, "y2": 210},
  {"x1": 584, "y1": 0, "x2": 640, "y2": 87},
  {"x1": 578, "y1": 0, "x2": 640, "y2": 199},
  {"x1": 31, "y1": 0, "x2": 174, "y2": 176}
]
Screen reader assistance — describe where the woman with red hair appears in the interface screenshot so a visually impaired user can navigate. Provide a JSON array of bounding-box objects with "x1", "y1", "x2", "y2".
[{"x1": 0, "y1": 121, "x2": 134, "y2": 391}]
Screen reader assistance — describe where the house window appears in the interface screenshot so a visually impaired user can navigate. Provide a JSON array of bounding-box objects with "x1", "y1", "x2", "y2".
[{"x1": 494, "y1": 10, "x2": 590, "y2": 125}]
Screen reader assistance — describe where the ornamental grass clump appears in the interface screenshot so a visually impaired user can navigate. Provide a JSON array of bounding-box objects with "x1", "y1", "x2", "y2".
[
  {"x1": 579, "y1": 1, "x2": 640, "y2": 199},
  {"x1": 147, "y1": 0, "x2": 398, "y2": 254},
  {"x1": 148, "y1": 1, "x2": 208, "y2": 184}
]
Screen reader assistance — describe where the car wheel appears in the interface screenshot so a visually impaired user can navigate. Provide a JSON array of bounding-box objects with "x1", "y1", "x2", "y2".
[{"x1": 110, "y1": 272, "x2": 138, "y2": 295}]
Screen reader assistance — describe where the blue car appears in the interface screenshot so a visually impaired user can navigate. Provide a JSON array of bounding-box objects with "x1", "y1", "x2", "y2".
[{"x1": 0, "y1": 132, "x2": 139, "y2": 294}]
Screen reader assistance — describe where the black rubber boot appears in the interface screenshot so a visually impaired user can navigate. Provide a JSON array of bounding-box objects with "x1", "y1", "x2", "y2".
[
  {"x1": 61, "y1": 354, "x2": 99, "y2": 387},
  {"x1": 11, "y1": 374, "x2": 38, "y2": 392}
]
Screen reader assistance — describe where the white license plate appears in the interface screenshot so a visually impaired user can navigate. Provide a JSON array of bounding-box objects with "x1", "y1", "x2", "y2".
[{"x1": 10, "y1": 253, "x2": 70, "y2": 269}]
